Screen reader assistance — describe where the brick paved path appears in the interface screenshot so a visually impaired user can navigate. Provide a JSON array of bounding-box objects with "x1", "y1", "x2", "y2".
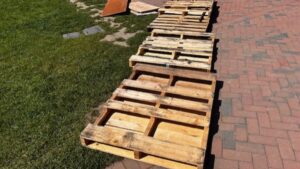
[
  {"x1": 212, "y1": 0, "x2": 300, "y2": 168},
  {"x1": 106, "y1": 0, "x2": 300, "y2": 168}
]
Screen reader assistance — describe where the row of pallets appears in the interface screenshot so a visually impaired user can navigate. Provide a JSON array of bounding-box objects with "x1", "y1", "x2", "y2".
[{"x1": 80, "y1": 1, "x2": 217, "y2": 169}]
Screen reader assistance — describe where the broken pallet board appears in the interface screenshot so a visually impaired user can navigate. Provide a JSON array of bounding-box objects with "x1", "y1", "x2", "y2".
[
  {"x1": 81, "y1": 64, "x2": 216, "y2": 169},
  {"x1": 129, "y1": 31, "x2": 215, "y2": 71}
]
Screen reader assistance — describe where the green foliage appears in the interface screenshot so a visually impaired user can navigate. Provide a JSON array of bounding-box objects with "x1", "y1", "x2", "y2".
[{"x1": 0, "y1": 0, "x2": 154, "y2": 168}]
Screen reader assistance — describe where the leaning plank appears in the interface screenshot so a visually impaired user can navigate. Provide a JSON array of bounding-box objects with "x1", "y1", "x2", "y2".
[
  {"x1": 81, "y1": 124, "x2": 205, "y2": 165},
  {"x1": 101, "y1": 0, "x2": 129, "y2": 17}
]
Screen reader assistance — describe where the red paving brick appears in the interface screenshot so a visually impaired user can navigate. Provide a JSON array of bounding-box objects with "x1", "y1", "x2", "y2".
[
  {"x1": 105, "y1": 0, "x2": 300, "y2": 168},
  {"x1": 214, "y1": 158, "x2": 238, "y2": 169},
  {"x1": 239, "y1": 161, "x2": 254, "y2": 169},
  {"x1": 277, "y1": 138, "x2": 296, "y2": 160},
  {"x1": 211, "y1": 0, "x2": 300, "y2": 168}
]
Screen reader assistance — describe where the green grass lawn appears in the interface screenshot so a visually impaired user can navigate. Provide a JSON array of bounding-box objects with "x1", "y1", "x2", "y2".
[{"x1": 0, "y1": 0, "x2": 156, "y2": 168}]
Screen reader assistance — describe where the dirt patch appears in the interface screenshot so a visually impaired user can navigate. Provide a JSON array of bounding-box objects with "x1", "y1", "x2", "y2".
[
  {"x1": 95, "y1": 17, "x2": 121, "y2": 28},
  {"x1": 101, "y1": 27, "x2": 143, "y2": 47},
  {"x1": 71, "y1": 0, "x2": 89, "y2": 10},
  {"x1": 85, "y1": 104, "x2": 103, "y2": 125}
]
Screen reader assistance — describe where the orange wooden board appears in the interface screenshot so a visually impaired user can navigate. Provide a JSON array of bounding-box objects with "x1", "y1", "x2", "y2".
[{"x1": 101, "y1": 0, "x2": 129, "y2": 17}]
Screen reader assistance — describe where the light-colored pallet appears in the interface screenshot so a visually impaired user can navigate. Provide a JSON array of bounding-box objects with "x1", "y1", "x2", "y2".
[
  {"x1": 147, "y1": 0, "x2": 214, "y2": 32},
  {"x1": 148, "y1": 13, "x2": 210, "y2": 32},
  {"x1": 129, "y1": 31, "x2": 215, "y2": 71},
  {"x1": 148, "y1": 13, "x2": 210, "y2": 33},
  {"x1": 164, "y1": 0, "x2": 214, "y2": 12},
  {"x1": 81, "y1": 64, "x2": 216, "y2": 169}
]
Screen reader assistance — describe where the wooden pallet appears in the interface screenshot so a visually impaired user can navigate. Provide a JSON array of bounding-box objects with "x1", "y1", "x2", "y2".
[
  {"x1": 81, "y1": 64, "x2": 216, "y2": 169},
  {"x1": 147, "y1": 0, "x2": 213, "y2": 32},
  {"x1": 164, "y1": 0, "x2": 214, "y2": 11},
  {"x1": 129, "y1": 31, "x2": 215, "y2": 71}
]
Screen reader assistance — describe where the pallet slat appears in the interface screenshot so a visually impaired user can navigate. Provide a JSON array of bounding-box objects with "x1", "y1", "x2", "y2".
[
  {"x1": 105, "y1": 100, "x2": 210, "y2": 127},
  {"x1": 86, "y1": 143, "x2": 200, "y2": 169},
  {"x1": 151, "y1": 29, "x2": 214, "y2": 38},
  {"x1": 130, "y1": 32, "x2": 215, "y2": 71},
  {"x1": 81, "y1": 124, "x2": 205, "y2": 165}
]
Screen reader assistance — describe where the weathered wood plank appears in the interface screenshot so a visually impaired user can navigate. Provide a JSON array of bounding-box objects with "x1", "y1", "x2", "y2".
[
  {"x1": 130, "y1": 55, "x2": 211, "y2": 70},
  {"x1": 86, "y1": 143, "x2": 200, "y2": 169},
  {"x1": 122, "y1": 79, "x2": 212, "y2": 100},
  {"x1": 133, "y1": 63, "x2": 216, "y2": 82},
  {"x1": 114, "y1": 88, "x2": 211, "y2": 112},
  {"x1": 81, "y1": 124, "x2": 205, "y2": 165},
  {"x1": 105, "y1": 100, "x2": 210, "y2": 127}
]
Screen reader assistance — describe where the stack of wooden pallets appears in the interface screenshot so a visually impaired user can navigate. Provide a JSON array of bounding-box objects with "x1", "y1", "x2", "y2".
[{"x1": 80, "y1": 1, "x2": 217, "y2": 169}]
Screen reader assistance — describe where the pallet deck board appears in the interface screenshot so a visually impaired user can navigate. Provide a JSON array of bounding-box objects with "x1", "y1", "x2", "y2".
[{"x1": 81, "y1": 124, "x2": 205, "y2": 165}]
